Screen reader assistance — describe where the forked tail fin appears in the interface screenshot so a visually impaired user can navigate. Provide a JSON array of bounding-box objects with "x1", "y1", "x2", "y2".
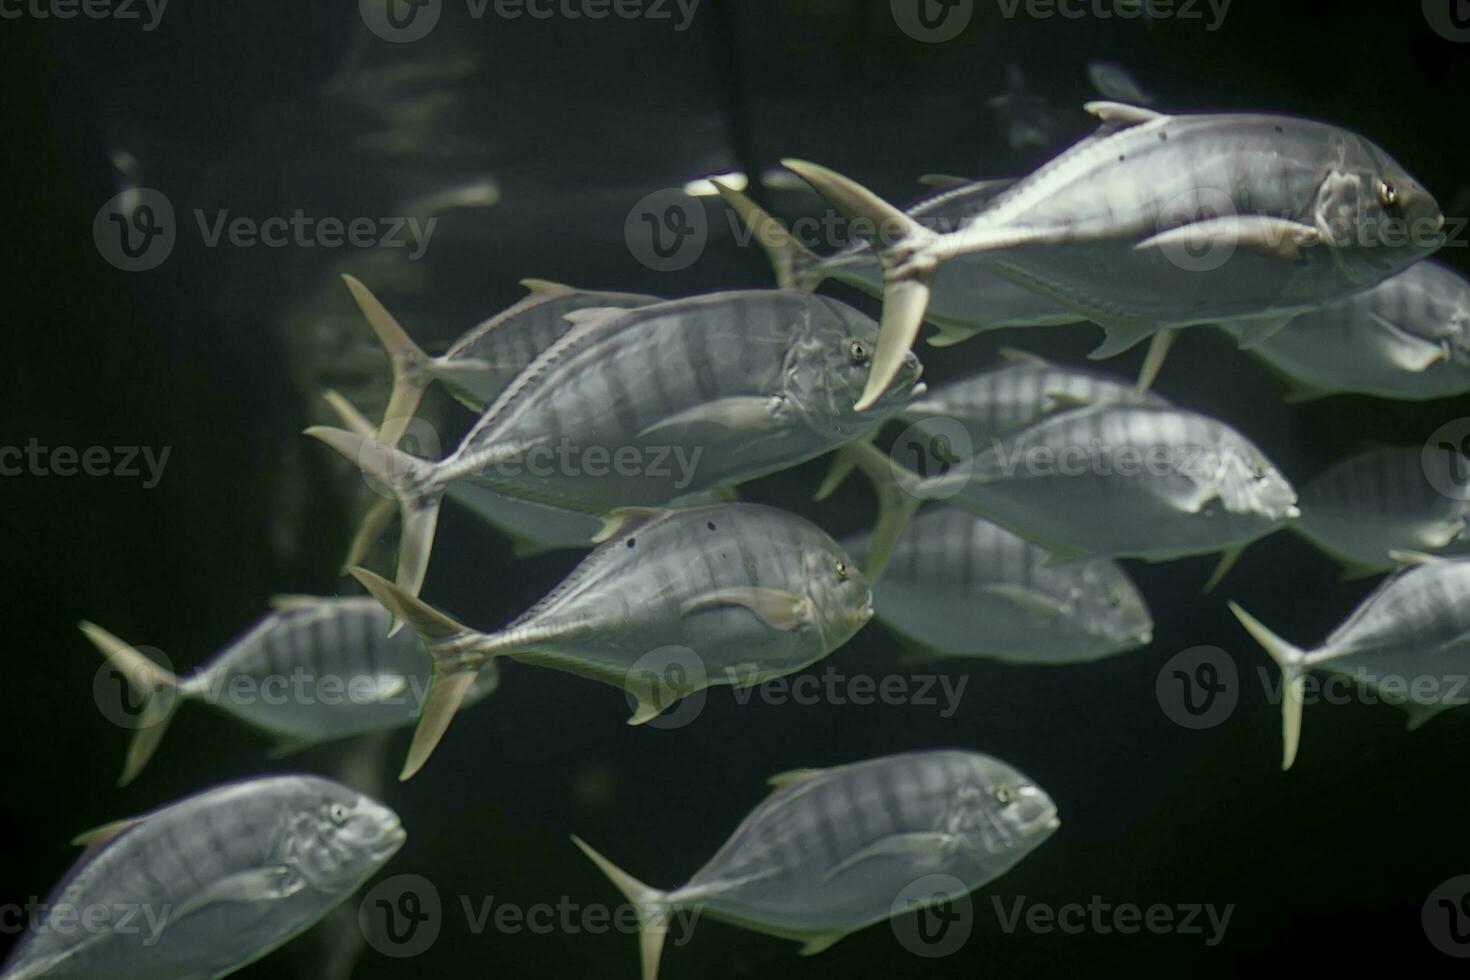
[
  {"x1": 781, "y1": 160, "x2": 940, "y2": 412},
  {"x1": 711, "y1": 179, "x2": 825, "y2": 292},
  {"x1": 78, "y1": 622, "x2": 182, "y2": 786},
  {"x1": 1228, "y1": 602, "x2": 1309, "y2": 770},
  {"x1": 342, "y1": 274, "x2": 434, "y2": 446},
  {"x1": 306, "y1": 411, "x2": 443, "y2": 601},
  {"x1": 570, "y1": 836, "x2": 673, "y2": 980}
]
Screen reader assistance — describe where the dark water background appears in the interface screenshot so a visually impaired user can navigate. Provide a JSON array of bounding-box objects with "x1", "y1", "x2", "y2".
[{"x1": 3, "y1": 1, "x2": 1470, "y2": 976}]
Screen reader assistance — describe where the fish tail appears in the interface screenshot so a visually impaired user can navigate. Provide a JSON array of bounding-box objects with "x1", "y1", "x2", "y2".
[
  {"x1": 1228, "y1": 602, "x2": 1308, "y2": 771},
  {"x1": 78, "y1": 621, "x2": 183, "y2": 786},
  {"x1": 348, "y1": 568, "x2": 492, "y2": 781},
  {"x1": 570, "y1": 836, "x2": 673, "y2": 980},
  {"x1": 831, "y1": 438, "x2": 923, "y2": 580},
  {"x1": 780, "y1": 159, "x2": 939, "y2": 411},
  {"x1": 711, "y1": 179, "x2": 826, "y2": 292},
  {"x1": 342, "y1": 274, "x2": 433, "y2": 446},
  {"x1": 306, "y1": 408, "x2": 444, "y2": 601}
]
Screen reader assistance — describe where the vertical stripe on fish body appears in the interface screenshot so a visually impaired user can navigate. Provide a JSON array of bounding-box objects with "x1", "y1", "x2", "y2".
[{"x1": 0, "y1": 776, "x2": 405, "y2": 980}]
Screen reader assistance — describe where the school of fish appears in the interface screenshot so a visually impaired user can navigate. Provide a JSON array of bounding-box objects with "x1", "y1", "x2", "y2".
[{"x1": 13, "y1": 76, "x2": 1470, "y2": 980}]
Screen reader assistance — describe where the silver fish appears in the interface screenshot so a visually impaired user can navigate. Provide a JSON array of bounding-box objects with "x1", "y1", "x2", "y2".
[
  {"x1": 846, "y1": 506, "x2": 1153, "y2": 663},
  {"x1": 343, "y1": 275, "x2": 659, "y2": 443},
  {"x1": 322, "y1": 389, "x2": 727, "y2": 562},
  {"x1": 716, "y1": 179, "x2": 1082, "y2": 348},
  {"x1": 882, "y1": 401, "x2": 1299, "y2": 565},
  {"x1": 79, "y1": 596, "x2": 500, "y2": 785},
  {"x1": 309, "y1": 289, "x2": 924, "y2": 598},
  {"x1": 1223, "y1": 261, "x2": 1470, "y2": 401},
  {"x1": 1292, "y1": 446, "x2": 1470, "y2": 574},
  {"x1": 0, "y1": 775, "x2": 404, "y2": 980},
  {"x1": 1233, "y1": 553, "x2": 1470, "y2": 769},
  {"x1": 787, "y1": 102, "x2": 1444, "y2": 407},
  {"x1": 1086, "y1": 60, "x2": 1153, "y2": 106},
  {"x1": 350, "y1": 503, "x2": 874, "y2": 779},
  {"x1": 571, "y1": 749, "x2": 1058, "y2": 980},
  {"x1": 899, "y1": 349, "x2": 1168, "y2": 449}
]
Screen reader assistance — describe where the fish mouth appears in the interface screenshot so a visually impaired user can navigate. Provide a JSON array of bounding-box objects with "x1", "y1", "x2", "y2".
[{"x1": 372, "y1": 821, "x2": 408, "y2": 860}]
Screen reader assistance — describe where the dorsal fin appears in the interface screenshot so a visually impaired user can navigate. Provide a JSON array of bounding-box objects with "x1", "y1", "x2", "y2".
[
  {"x1": 563, "y1": 307, "x2": 634, "y2": 331},
  {"x1": 768, "y1": 767, "x2": 825, "y2": 788},
  {"x1": 1083, "y1": 101, "x2": 1165, "y2": 134},
  {"x1": 592, "y1": 507, "x2": 669, "y2": 545},
  {"x1": 917, "y1": 173, "x2": 974, "y2": 189},
  {"x1": 519, "y1": 278, "x2": 578, "y2": 297},
  {"x1": 268, "y1": 594, "x2": 320, "y2": 612},
  {"x1": 72, "y1": 816, "x2": 144, "y2": 849},
  {"x1": 998, "y1": 346, "x2": 1048, "y2": 366}
]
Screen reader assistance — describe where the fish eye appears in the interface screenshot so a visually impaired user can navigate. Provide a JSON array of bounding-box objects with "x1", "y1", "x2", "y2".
[
  {"x1": 1378, "y1": 179, "x2": 1398, "y2": 209},
  {"x1": 328, "y1": 803, "x2": 350, "y2": 825},
  {"x1": 835, "y1": 559, "x2": 850, "y2": 581},
  {"x1": 993, "y1": 785, "x2": 1014, "y2": 806},
  {"x1": 846, "y1": 339, "x2": 871, "y2": 364},
  {"x1": 1251, "y1": 464, "x2": 1268, "y2": 483},
  {"x1": 1107, "y1": 591, "x2": 1122, "y2": 608}
]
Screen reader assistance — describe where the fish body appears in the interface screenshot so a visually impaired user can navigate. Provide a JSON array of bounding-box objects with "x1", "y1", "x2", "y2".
[
  {"x1": 846, "y1": 506, "x2": 1153, "y2": 662},
  {"x1": 1292, "y1": 446, "x2": 1470, "y2": 575},
  {"x1": 0, "y1": 776, "x2": 405, "y2": 980},
  {"x1": 927, "y1": 401, "x2": 1298, "y2": 562},
  {"x1": 311, "y1": 289, "x2": 924, "y2": 597},
  {"x1": 787, "y1": 103, "x2": 1442, "y2": 407},
  {"x1": 353, "y1": 503, "x2": 874, "y2": 778},
  {"x1": 1225, "y1": 261, "x2": 1470, "y2": 400},
  {"x1": 80, "y1": 597, "x2": 500, "y2": 784},
  {"x1": 1233, "y1": 555, "x2": 1470, "y2": 768},
  {"x1": 573, "y1": 750, "x2": 1057, "y2": 979}
]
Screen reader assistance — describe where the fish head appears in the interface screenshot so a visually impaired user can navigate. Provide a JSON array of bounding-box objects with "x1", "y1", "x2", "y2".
[
  {"x1": 1075, "y1": 563, "x2": 1154, "y2": 650},
  {"x1": 286, "y1": 780, "x2": 406, "y2": 892},
  {"x1": 1215, "y1": 442, "x2": 1299, "y2": 525},
  {"x1": 954, "y1": 753, "x2": 1060, "y2": 855},
  {"x1": 803, "y1": 538, "x2": 875, "y2": 645},
  {"x1": 790, "y1": 300, "x2": 925, "y2": 438},
  {"x1": 1322, "y1": 137, "x2": 1443, "y2": 280}
]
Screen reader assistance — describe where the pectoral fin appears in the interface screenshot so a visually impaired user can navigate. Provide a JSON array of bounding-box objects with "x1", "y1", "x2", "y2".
[
  {"x1": 824, "y1": 832, "x2": 957, "y2": 881},
  {"x1": 636, "y1": 396, "x2": 784, "y2": 439},
  {"x1": 1136, "y1": 216, "x2": 1320, "y2": 261},
  {"x1": 681, "y1": 588, "x2": 813, "y2": 631},
  {"x1": 1366, "y1": 311, "x2": 1447, "y2": 372},
  {"x1": 980, "y1": 584, "x2": 1072, "y2": 620},
  {"x1": 170, "y1": 867, "x2": 305, "y2": 925},
  {"x1": 1088, "y1": 318, "x2": 1159, "y2": 359}
]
